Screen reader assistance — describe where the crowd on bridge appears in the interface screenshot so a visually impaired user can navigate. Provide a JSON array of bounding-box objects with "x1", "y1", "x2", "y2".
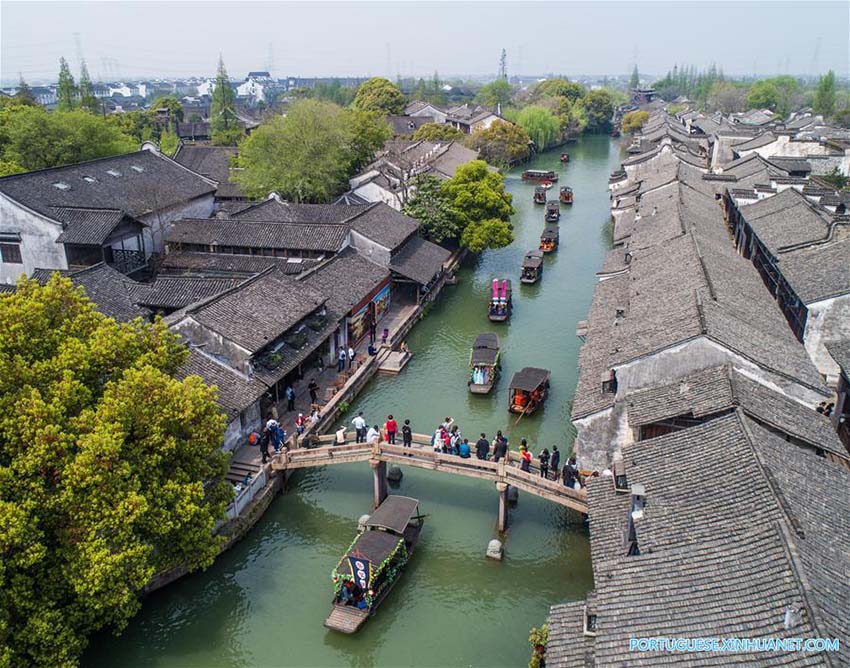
[{"x1": 343, "y1": 412, "x2": 600, "y2": 491}]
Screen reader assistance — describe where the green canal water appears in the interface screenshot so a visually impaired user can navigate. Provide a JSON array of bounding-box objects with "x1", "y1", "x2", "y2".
[{"x1": 84, "y1": 135, "x2": 622, "y2": 668}]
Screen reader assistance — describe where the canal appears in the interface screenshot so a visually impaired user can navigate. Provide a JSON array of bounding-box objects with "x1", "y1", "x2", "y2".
[{"x1": 84, "y1": 135, "x2": 622, "y2": 668}]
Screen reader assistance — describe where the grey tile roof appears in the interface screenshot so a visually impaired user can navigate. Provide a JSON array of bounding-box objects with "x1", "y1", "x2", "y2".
[
  {"x1": 176, "y1": 348, "x2": 268, "y2": 421},
  {"x1": 128, "y1": 276, "x2": 243, "y2": 310},
  {"x1": 51, "y1": 207, "x2": 128, "y2": 245},
  {"x1": 388, "y1": 235, "x2": 450, "y2": 284},
  {"x1": 766, "y1": 156, "x2": 812, "y2": 174},
  {"x1": 827, "y1": 340, "x2": 850, "y2": 375},
  {"x1": 159, "y1": 250, "x2": 317, "y2": 276},
  {"x1": 182, "y1": 268, "x2": 327, "y2": 354},
  {"x1": 232, "y1": 197, "x2": 363, "y2": 224},
  {"x1": 738, "y1": 187, "x2": 833, "y2": 250},
  {"x1": 166, "y1": 217, "x2": 350, "y2": 253},
  {"x1": 776, "y1": 238, "x2": 850, "y2": 303},
  {"x1": 385, "y1": 115, "x2": 431, "y2": 136},
  {"x1": 173, "y1": 145, "x2": 244, "y2": 199},
  {"x1": 732, "y1": 130, "x2": 777, "y2": 151},
  {"x1": 298, "y1": 247, "x2": 389, "y2": 316},
  {"x1": 0, "y1": 150, "x2": 216, "y2": 219},
  {"x1": 349, "y1": 203, "x2": 418, "y2": 250},
  {"x1": 546, "y1": 602, "x2": 594, "y2": 668}
]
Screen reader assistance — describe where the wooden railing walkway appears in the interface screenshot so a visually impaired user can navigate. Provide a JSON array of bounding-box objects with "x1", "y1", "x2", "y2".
[{"x1": 271, "y1": 432, "x2": 587, "y2": 514}]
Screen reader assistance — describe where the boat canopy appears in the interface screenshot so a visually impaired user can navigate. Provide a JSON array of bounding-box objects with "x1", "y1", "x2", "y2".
[
  {"x1": 471, "y1": 333, "x2": 500, "y2": 365},
  {"x1": 522, "y1": 250, "x2": 544, "y2": 268},
  {"x1": 541, "y1": 223, "x2": 559, "y2": 239},
  {"x1": 510, "y1": 367, "x2": 551, "y2": 391},
  {"x1": 546, "y1": 201, "x2": 559, "y2": 211},
  {"x1": 365, "y1": 495, "x2": 420, "y2": 535},
  {"x1": 560, "y1": 186, "x2": 573, "y2": 193},
  {"x1": 339, "y1": 530, "x2": 402, "y2": 574}
]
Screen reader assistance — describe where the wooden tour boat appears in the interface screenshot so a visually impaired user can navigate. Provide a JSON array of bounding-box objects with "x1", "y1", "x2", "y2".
[
  {"x1": 545, "y1": 200, "x2": 561, "y2": 222},
  {"x1": 325, "y1": 496, "x2": 424, "y2": 634},
  {"x1": 533, "y1": 186, "x2": 547, "y2": 204},
  {"x1": 560, "y1": 186, "x2": 574, "y2": 205},
  {"x1": 488, "y1": 278, "x2": 512, "y2": 322},
  {"x1": 560, "y1": 153, "x2": 570, "y2": 163},
  {"x1": 469, "y1": 333, "x2": 501, "y2": 394},
  {"x1": 508, "y1": 367, "x2": 551, "y2": 415},
  {"x1": 540, "y1": 223, "x2": 560, "y2": 253},
  {"x1": 522, "y1": 169, "x2": 559, "y2": 183},
  {"x1": 520, "y1": 250, "x2": 544, "y2": 284}
]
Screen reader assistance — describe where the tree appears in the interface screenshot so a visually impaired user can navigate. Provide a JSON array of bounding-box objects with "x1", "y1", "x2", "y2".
[
  {"x1": 746, "y1": 80, "x2": 779, "y2": 111},
  {"x1": 151, "y1": 95, "x2": 184, "y2": 123},
  {"x1": 56, "y1": 56, "x2": 77, "y2": 111},
  {"x1": 0, "y1": 105, "x2": 137, "y2": 171},
  {"x1": 512, "y1": 105, "x2": 560, "y2": 151},
  {"x1": 466, "y1": 120, "x2": 530, "y2": 167},
  {"x1": 411, "y1": 123, "x2": 464, "y2": 142},
  {"x1": 476, "y1": 79, "x2": 513, "y2": 108},
  {"x1": 814, "y1": 71, "x2": 836, "y2": 117},
  {"x1": 582, "y1": 89, "x2": 614, "y2": 132},
  {"x1": 532, "y1": 78, "x2": 585, "y2": 103},
  {"x1": 769, "y1": 76, "x2": 801, "y2": 118},
  {"x1": 442, "y1": 160, "x2": 514, "y2": 251},
  {"x1": 629, "y1": 65, "x2": 640, "y2": 90},
  {"x1": 159, "y1": 128, "x2": 180, "y2": 156},
  {"x1": 210, "y1": 56, "x2": 238, "y2": 141},
  {"x1": 78, "y1": 60, "x2": 99, "y2": 114},
  {"x1": 706, "y1": 81, "x2": 747, "y2": 114},
  {"x1": 235, "y1": 99, "x2": 352, "y2": 202},
  {"x1": 211, "y1": 126, "x2": 244, "y2": 146},
  {"x1": 403, "y1": 175, "x2": 461, "y2": 245},
  {"x1": 352, "y1": 77, "x2": 406, "y2": 115},
  {"x1": 819, "y1": 166, "x2": 848, "y2": 190},
  {"x1": 0, "y1": 275, "x2": 231, "y2": 668},
  {"x1": 16, "y1": 75, "x2": 37, "y2": 106},
  {"x1": 342, "y1": 108, "x2": 392, "y2": 171},
  {"x1": 621, "y1": 110, "x2": 650, "y2": 134}
]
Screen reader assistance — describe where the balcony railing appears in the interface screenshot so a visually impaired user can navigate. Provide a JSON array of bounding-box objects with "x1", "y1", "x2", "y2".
[{"x1": 110, "y1": 249, "x2": 146, "y2": 274}]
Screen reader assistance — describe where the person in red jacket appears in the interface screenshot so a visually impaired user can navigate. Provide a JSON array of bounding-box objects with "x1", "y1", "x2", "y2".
[{"x1": 384, "y1": 415, "x2": 398, "y2": 444}]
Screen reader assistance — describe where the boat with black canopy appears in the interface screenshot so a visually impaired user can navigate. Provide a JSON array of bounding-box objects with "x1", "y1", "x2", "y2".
[
  {"x1": 468, "y1": 333, "x2": 501, "y2": 394},
  {"x1": 545, "y1": 200, "x2": 561, "y2": 222},
  {"x1": 539, "y1": 223, "x2": 559, "y2": 253},
  {"x1": 325, "y1": 496, "x2": 424, "y2": 634},
  {"x1": 559, "y1": 186, "x2": 574, "y2": 205},
  {"x1": 508, "y1": 367, "x2": 551, "y2": 415},
  {"x1": 522, "y1": 169, "x2": 558, "y2": 182},
  {"x1": 520, "y1": 250, "x2": 544, "y2": 284},
  {"x1": 533, "y1": 186, "x2": 547, "y2": 204}
]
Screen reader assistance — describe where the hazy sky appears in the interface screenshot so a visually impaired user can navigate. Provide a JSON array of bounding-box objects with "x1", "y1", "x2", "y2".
[{"x1": 2, "y1": 1, "x2": 848, "y2": 84}]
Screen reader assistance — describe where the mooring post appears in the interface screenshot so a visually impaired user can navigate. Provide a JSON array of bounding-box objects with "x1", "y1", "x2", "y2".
[
  {"x1": 496, "y1": 481, "x2": 509, "y2": 532},
  {"x1": 370, "y1": 459, "x2": 388, "y2": 508}
]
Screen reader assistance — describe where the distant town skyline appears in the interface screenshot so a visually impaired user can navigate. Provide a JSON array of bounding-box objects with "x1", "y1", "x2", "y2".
[{"x1": 2, "y1": 1, "x2": 848, "y2": 85}]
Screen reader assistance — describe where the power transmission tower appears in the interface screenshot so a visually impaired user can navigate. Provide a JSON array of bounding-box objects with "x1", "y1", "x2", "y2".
[{"x1": 498, "y1": 48, "x2": 507, "y2": 80}]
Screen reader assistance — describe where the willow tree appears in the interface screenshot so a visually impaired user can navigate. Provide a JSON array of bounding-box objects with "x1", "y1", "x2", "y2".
[{"x1": 0, "y1": 276, "x2": 231, "y2": 668}]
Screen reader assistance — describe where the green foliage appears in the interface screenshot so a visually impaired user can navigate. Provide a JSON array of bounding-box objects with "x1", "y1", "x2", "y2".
[
  {"x1": 820, "y1": 166, "x2": 848, "y2": 190},
  {"x1": 56, "y1": 56, "x2": 76, "y2": 112},
  {"x1": 476, "y1": 79, "x2": 513, "y2": 108},
  {"x1": 707, "y1": 81, "x2": 748, "y2": 114},
  {"x1": 15, "y1": 76, "x2": 38, "y2": 106},
  {"x1": 235, "y1": 99, "x2": 388, "y2": 202},
  {"x1": 466, "y1": 120, "x2": 530, "y2": 167},
  {"x1": 309, "y1": 79, "x2": 358, "y2": 106},
  {"x1": 666, "y1": 103, "x2": 686, "y2": 116},
  {"x1": 653, "y1": 63, "x2": 723, "y2": 109},
  {"x1": 746, "y1": 80, "x2": 779, "y2": 111},
  {"x1": 210, "y1": 56, "x2": 237, "y2": 135},
  {"x1": 512, "y1": 105, "x2": 560, "y2": 151},
  {"x1": 410, "y1": 72, "x2": 448, "y2": 106},
  {"x1": 188, "y1": 112, "x2": 203, "y2": 123},
  {"x1": 211, "y1": 126, "x2": 244, "y2": 146},
  {"x1": 353, "y1": 77, "x2": 406, "y2": 115},
  {"x1": 621, "y1": 110, "x2": 650, "y2": 134},
  {"x1": 78, "y1": 60, "x2": 99, "y2": 114},
  {"x1": 533, "y1": 78, "x2": 585, "y2": 103},
  {"x1": 158, "y1": 128, "x2": 180, "y2": 156},
  {"x1": 443, "y1": 160, "x2": 514, "y2": 251},
  {"x1": 0, "y1": 159, "x2": 25, "y2": 176},
  {"x1": 528, "y1": 624, "x2": 548, "y2": 668},
  {"x1": 403, "y1": 175, "x2": 461, "y2": 245},
  {"x1": 151, "y1": 95, "x2": 184, "y2": 123},
  {"x1": 814, "y1": 71, "x2": 836, "y2": 117},
  {"x1": 104, "y1": 110, "x2": 158, "y2": 144},
  {"x1": 582, "y1": 89, "x2": 615, "y2": 132},
  {"x1": 460, "y1": 217, "x2": 513, "y2": 253},
  {"x1": 0, "y1": 276, "x2": 231, "y2": 668},
  {"x1": 411, "y1": 122, "x2": 464, "y2": 142},
  {"x1": 0, "y1": 105, "x2": 137, "y2": 171},
  {"x1": 629, "y1": 65, "x2": 640, "y2": 90}
]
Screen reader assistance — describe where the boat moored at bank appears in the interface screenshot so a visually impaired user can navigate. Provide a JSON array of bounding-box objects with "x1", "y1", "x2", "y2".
[{"x1": 325, "y1": 496, "x2": 424, "y2": 634}]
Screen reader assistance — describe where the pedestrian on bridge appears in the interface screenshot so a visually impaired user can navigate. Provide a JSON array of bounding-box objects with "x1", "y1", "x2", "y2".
[
  {"x1": 519, "y1": 440, "x2": 532, "y2": 472},
  {"x1": 550, "y1": 446, "x2": 561, "y2": 481},
  {"x1": 402, "y1": 419, "x2": 412, "y2": 448},
  {"x1": 352, "y1": 412, "x2": 367, "y2": 443},
  {"x1": 492, "y1": 431, "x2": 508, "y2": 462},
  {"x1": 539, "y1": 448, "x2": 550, "y2": 479},
  {"x1": 367, "y1": 424, "x2": 381, "y2": 444},
  {"x1": 385, "y1": 415, "x2": 398, "y2": 444},
  {"x1": 476, "y1": 433, "x2": 490, "y2": 460}
]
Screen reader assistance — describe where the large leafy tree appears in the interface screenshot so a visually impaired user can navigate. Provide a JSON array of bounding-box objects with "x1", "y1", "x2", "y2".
[
  {"x1": 512, "y1": 105, "x2": 560, "y2": 151},
  {"x1": 0, "y1": 105, "x2": 137, "y2": 171},
  {"x1": 352, "y1": 77, "x2": 406, "y2": 115},
  {"x1": 746, "y1": 80, "x2": 779, "y2": 111},
  {"x1": 236, "y1": 99, "x2": 373, "y2": 202},
  {"x1": 621, "y1": 110, "x2": 649, "y2": 134},
  {"x1": 532, "y1": 78, "x2": 585, "y2": 103},
  {"x1": 210, "y1": 56, "x2": 238, "y2": 141},
  {"x1": 582, "y1": 89, "x2": 614, "y2": 132},
  {"x1": 476, "y1": 79, "x2": 513, "y2": 108},
  {"x1": 814, "y1": 70, "x2": 836, "y2": 117},
  {"x1": 151, "y1": 95, "x2": 184, "y2": 123},
  {"x1": 56, "y1": 57, "x2": 77, "y2": 112},
  {"x1": 442, "y1": 160, "x2": 514, "y2": 252},
  {"x1": 342, "y1": 108, "x2": 392, "y2": 172},
  {"x1": 411, "y1": 122, "x2": 464, "y2": 142},
  {"x1": 16, "y1": 75, "x2": 38, "y2": 106},
  {"x1": 403, "y1": 175, "x2": 461, "y2": 245},
  {"x1": 0, "y1": 276, "x2": 231, "y2": 668},
  {"x1": 78, "y1": 60, "x2": 99, "y2": 114},
  {"x1": 466, "y1": 120, "x2": 530, "y2": 167}
]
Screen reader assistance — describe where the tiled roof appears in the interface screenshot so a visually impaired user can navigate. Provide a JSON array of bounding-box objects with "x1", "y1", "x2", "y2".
[
  {"x1": 827, "y1": 340, "x2": 850, "y2": 375},
  {"x1": 385, "y1": 115, "x2": 431, "y2": 136},
  {"x1": 546, "y1": 602, "x2": 594, "y2": 668},
  {"x1": 349, "y1": 203, "x2": 418, "y2": 250},
  {"x1": 232, "y1": 198, "x2": 362, "y2": 224},
  {"x1": 166, "y1": 217, "x2": 350, "y2": 252},
  {"x1": 388, "y1": 235, "x2": 450, "y2": 285},
  {"x1": 128, "y1": 276, "x2": 243, "y2": 310},
  {"x1": 738, "y1": 187, "x2": 833, "y2": 250},
  {"x1": 182, "y1": 268, "x2": 327, "y2": 354},
  {"x1": 298, "y1": 247, "x2": 388, "y2": 316},
  {"x1": 776, "y1": 238, "x2": 850, "y2": 303},
  {"x1": 732, "y1": 130, "x2": 777, "y2": 151},
  {"x1": 173, "y1": 145, "x2": 244, "y2": 199},
  {"x1": 159, "y1": 250, "x2": 316, "y2": 276},
  {"x1": 0, "y1": 150, "x2": 215, "y2": 219},
  {"x1": 51, "y1": 207, "x2": 128, "y2": 245}
]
